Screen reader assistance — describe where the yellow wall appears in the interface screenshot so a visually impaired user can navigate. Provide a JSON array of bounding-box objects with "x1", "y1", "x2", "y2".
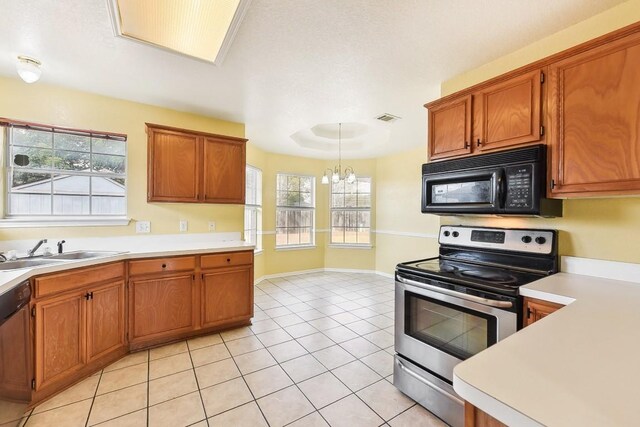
[
  {"x1": 0, "y1": 76, "x2": 245, "y2": 239},
  {"x1": 440, "y1": 0, "x2": 640, "y2": 264},
  {"x1": 374, "y1": 147, "x2": 440, "y2": 274}
]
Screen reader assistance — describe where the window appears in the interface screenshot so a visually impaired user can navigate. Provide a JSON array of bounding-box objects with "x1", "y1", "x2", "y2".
[
  {"x1": 330, "y1": 177, "x2": 371, "y2": 245},
  {"x1": 4, "y1": 122, "x2": 127, "y2": 218},
  {"x1": 244, "y1": 165, "x2": 262, "y2": 252},
  {"x1": 276, "y1": 173, "x2": 315, "y2": 247}
]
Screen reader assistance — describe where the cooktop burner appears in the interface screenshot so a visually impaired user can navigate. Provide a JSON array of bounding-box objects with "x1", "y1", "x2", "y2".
[{"x1": 398, "y1": 258, "x2": 543, "y2": 295}]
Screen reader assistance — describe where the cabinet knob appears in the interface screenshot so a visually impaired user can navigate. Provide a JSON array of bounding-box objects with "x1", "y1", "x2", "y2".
[
  {"x1": 161, "y1": 263, "x2": 167, "y2": 268},
  {"x1": 226, "y1": 258, "x2": 231, "y2": 262}
]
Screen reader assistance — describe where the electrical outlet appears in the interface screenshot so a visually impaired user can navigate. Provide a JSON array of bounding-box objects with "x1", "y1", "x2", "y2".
[
  {"x1": 179, "y1": 220, "x2": 188, "y2": 232},
  {"x1": 208, "y1": 221, "x2": 216, "y2": 232},
  {"x1": 136, "y1": 221, "x2": 151, "y2": 233}
]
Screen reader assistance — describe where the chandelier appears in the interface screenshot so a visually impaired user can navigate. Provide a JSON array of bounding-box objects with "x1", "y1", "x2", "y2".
[{"x1": 321, "y1": 123, "x2": 356, "y2": 184}]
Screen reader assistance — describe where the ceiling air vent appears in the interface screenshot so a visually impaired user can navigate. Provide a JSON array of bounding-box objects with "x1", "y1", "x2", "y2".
[{"x1": 375, "y1": 113, "x2": 401, "y2": 123}]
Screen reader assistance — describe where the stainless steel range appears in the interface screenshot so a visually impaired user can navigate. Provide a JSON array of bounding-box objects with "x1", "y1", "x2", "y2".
[{"x1": 394, "y1": 225, "x2": 558, "y2": 427}]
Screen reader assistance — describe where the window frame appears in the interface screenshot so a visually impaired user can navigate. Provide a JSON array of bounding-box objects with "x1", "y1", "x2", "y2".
[
  {"x1": 1, "y1": 119, "x2": 128, "y2": 225},
  {"x1": 329, "y1": 176, "x2": 372, "y2": 247},
  {"x1": 244, "y1": 165, "x2": 262, "y2": 254},
  {"x1": 275, "y1": 172, "x2": 316, "y2": 249}
]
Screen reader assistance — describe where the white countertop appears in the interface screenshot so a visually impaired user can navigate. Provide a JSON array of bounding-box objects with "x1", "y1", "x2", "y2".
[
  {"x1": 0, "y1": 232, "x2": 254, "y2": 298},
  {"x1": 453, "y1": 258, "x2": 640, "y2": 426}
]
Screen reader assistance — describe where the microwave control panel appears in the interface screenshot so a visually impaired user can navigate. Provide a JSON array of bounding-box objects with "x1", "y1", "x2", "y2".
[{"x1": 505, "y1": 165, "x2": 532, "y2": 208}]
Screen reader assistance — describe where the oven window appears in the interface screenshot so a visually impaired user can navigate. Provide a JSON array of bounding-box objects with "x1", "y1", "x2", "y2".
[
  {"x1": 405, "y1": 291, "x2": 497, "y2": 360},
  {"x1": 431, "y1": 180, "x2": 491, "y2": 204}
]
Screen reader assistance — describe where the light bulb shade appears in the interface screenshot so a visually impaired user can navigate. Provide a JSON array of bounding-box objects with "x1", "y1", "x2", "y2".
[
  {"x1": 16, "y1": 56, "x2": 42, "y2": 83},
  {"x1": 331, "y1": 172, "x2": 340, "y2": 183},
  {"x1": 321, "y1": 174, "x2": 329, "y2": 184},
  {"x1": 346, "y1": 171, "x2": 356, "y2": 183}
]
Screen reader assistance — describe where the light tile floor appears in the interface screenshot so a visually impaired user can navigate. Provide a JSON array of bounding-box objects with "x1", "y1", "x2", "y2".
[{"x1": 17, "y1": 272, "x2": 448, "y2": 427}]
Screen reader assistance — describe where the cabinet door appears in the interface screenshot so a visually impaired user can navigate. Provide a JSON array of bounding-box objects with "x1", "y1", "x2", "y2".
[
  {"x1": 35, "y1": 293, "x2": 85, "y2": 390},
  {"x1": 548, "y1": 32, "x2": 640, "y2": 196},
  {"x1": 148, "y1": 128, "x2": 201, "y2": 202},
  {"x1": 523, "y1": 298, "x2": 564, "y2": 327},
  {"x1": 476, "y1": 69, "x2": 542, "y2": 152},
  {"x1": 0, "y1": 305, "x2": 32, "y2": 401},
  {"x1": 129, "y1": 274, "x2": 196, "y2": 342},
  {"x1": 202, "y1": 137, "x2": 246, "y2": 203},
  {"x1": 86, "y1": 281, "x2": 126, "y2": 363},
  {"x1": 201, "y1": 267, "x2": 253, "y2": 329},
  {"x1": 428, "y1": 95, "x2": 472, "y2": 160}
]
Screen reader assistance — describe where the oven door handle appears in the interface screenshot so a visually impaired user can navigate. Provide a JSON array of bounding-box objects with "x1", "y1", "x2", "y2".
[
  {"x1": 397, "y1": 276, "x2": 513, "y2": 308},
  {"x1": 395, "y1": 358, "x2": 464, "y2": 405}
]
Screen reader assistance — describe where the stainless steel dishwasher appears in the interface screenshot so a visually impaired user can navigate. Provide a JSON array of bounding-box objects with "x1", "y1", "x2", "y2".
[{"x1": 0, "y1": 280, "x2": 32, "y2": 426}]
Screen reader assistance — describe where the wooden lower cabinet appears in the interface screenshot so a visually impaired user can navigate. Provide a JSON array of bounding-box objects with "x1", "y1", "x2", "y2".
[
  {"x1": 201, "y1": 266, "x2": 253, "y2": 328},
  {"x1": 523, "y1": 297, "x2": 564, "y2": 327},
  {"x1": 129, "y1": 273, "x2": 196, "y2": 345},
  {"x1": 34, "y1": 292, "x2": 86, "y2": 391},
  {"x1": 465, "y1": 402, "x2": 507, "y2": 427},
  {"x1": 34, "y1": 279, "x2": 126, "y2": 393}
]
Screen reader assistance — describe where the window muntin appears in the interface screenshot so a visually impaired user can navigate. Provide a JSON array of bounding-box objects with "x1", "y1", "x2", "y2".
[
  {"x1": 276, "y1": 174, "x2": 315, "y2": 247},
  {"x1": 330, "y1": 177, "x2": 371, "y2": 245},
  {"x1": 5, "y1": 124, "x2": 127, "y2": 217},
  {"x1": 244, "y1": 165, "x2": 262, "y2": 252}
]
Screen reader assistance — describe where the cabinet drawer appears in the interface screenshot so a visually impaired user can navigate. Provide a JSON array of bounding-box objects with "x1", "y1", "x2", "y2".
[
  {"x1": 201, "y1": 251, "x2": 253, "y2": 269},
  {"x1": 35, "y1": 262, "x2": 125, "y2": 298},
  {"x1": 128, "y1": 256, "x2": 196, "y2": 276}
]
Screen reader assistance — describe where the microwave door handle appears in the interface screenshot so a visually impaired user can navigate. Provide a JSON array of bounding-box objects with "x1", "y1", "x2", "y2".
[{"x1": 496, "y1": 170, "x2": 507, "y2": 208}]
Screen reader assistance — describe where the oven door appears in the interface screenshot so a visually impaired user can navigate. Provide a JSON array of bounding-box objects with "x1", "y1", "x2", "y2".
[
  {"x1": 395, "y1": 275, "x2": 517, "y2": 383},
  {"x1": 422, "y1": 168, "x2": 505, "y2": 215}
]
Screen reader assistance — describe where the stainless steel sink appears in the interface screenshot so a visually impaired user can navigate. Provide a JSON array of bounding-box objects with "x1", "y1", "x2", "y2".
[
  {"x1": 48, "y1": 251, "x2": 124, "y2": 260},
  {"x1": 0, "y1": 259, "x2": 65, "y2": 271}
]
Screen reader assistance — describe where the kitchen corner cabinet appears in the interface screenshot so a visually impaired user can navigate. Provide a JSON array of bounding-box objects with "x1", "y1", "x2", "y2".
[
  {"x1": 32, "y1": 263, "x2": 125, "y2": 395},
  {"x1": 523, "y1": 297, "x2": 564, "y2": 327},
  {"x1": 146, "y1": 123, "x2": 247, "y2": 204},
  {"x1": 426, "y1": 70, "x2": 543, "y2": 161},
  {"x1": 200, "y1": 252, "x2": 254, "y2": 328},
  {"x1": 548, "y1": 31, "x2": 640, "y2": 197},
  {"x1": 465, "y1": 402, "x2": 507, "y2": 427}
]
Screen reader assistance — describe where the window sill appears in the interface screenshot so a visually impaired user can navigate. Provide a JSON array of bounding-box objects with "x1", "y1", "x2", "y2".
[
  {"x1": 275, "y1": 245, "x2": 317, "y2": 252},
  {"x1": 0, "y1": 217, "x2": 131, "y2": 228},
  {"x1": 328, "y1": 244, "x2": 374, "y2": 250}
]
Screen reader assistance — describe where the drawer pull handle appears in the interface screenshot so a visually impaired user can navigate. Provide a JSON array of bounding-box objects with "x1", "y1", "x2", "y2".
[{"x1": 162, "y1": 263, "x2": 167, "y2": 268}]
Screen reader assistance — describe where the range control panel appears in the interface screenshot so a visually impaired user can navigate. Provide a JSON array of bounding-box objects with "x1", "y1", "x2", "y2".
[
  {"x1": 439, "y1": 225, "x2": 555, "y2": 254},
  {"x1": 505, "y1": 165, "x2": 533, "y2": 209}
]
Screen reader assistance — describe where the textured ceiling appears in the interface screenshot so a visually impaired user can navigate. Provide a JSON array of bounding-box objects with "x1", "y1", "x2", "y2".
[{"x1": 0, "y1": 0, "x2": 626, "y2": 159}]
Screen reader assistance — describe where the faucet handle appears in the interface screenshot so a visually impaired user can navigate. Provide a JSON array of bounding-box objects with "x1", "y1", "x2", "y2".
[{"x1": 57, "y1": 240, "x2": 66, "y2": 254}]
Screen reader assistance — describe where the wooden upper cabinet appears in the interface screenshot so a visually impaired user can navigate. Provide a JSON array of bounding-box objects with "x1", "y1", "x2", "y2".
[
  {"x1": 476, "y1": 69, "x2": 543, "y2": 152},
  {"x1": 548, "y1": 31, "x2": 640, "y2": 196},
  {"x1": 147, "y1": 127, "x2": 201, "y2": 202},
  {"x1": 146, "y1": 123, "x2": 247, "y2": 204},
  {"x1": 428, "y1": 95, "x2": 472, "y2": 160},
  {"x1": 202, "y1": 136, "x2": 246, "y2": 203}
]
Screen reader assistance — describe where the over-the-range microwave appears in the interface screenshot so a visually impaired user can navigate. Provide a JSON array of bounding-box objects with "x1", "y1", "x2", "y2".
[{"x1": 421, "y1": 145, "x2": 562, "y2": 217}]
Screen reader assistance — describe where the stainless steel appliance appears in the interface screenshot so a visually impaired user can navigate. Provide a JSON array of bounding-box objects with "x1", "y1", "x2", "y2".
[
  {"x1": 421, "y1": 144, "x2": 562, "y2": 217},
  {"x1": 394, "y1": 225, "x2": 558, "y2": 427},
  {"x1": 0, "y1": 281, "x2": 32, "y2": 427}
]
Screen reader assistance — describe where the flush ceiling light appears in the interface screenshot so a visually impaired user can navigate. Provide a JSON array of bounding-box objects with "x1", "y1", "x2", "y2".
[
  {"x1": 16, "y1": 56, "x2": 42, "y2": 83},
  {"x1": 107, "y1": 0, "x2": 251, "y2": 65},
  {"x1": 322, "y1": 123, "x2": 357, "y2": 185}
]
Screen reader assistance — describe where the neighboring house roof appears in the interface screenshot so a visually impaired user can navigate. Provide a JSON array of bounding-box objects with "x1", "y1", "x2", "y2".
[{"x1": 13, "y1": 174, "x2": 124, "y2": 196}]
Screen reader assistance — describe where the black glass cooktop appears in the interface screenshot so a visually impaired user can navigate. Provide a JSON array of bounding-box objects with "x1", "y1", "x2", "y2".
[{"x1": 397, "y1": 257, "x2": 546, "y2": 295}]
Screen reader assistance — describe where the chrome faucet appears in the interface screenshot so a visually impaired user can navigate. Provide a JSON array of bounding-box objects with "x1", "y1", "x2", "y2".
[{"x1": 27, "y1": 239, "x2": 48, "y2": 257}]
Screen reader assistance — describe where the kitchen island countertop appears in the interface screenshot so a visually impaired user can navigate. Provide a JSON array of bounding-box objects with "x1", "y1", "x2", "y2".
[{"x1": 453, "y1": 265, "x2": 640, "y2": 426}]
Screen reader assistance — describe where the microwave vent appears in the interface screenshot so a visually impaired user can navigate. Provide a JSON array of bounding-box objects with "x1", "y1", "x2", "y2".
[
  {"x1": 424, "y1": 145, "x2": 545, "y2": 174},
  {"x1": 375, "y1": 113, "x2": 400, "y2": 122}
]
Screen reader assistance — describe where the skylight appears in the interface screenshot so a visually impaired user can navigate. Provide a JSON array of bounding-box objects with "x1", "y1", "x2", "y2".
[{"x1": 108, "y1": 0, "x2": 251, "y2": 65}]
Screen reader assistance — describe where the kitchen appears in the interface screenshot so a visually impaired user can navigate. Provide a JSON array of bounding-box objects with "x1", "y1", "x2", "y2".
[{"x1": 1, "y1": 0, "x2": 640, "y2": 426}]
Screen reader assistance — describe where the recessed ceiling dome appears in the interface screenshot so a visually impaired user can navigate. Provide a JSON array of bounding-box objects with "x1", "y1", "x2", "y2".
[{"x1": 310, "y1": 122, "x2": 368, "y2": 140}]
